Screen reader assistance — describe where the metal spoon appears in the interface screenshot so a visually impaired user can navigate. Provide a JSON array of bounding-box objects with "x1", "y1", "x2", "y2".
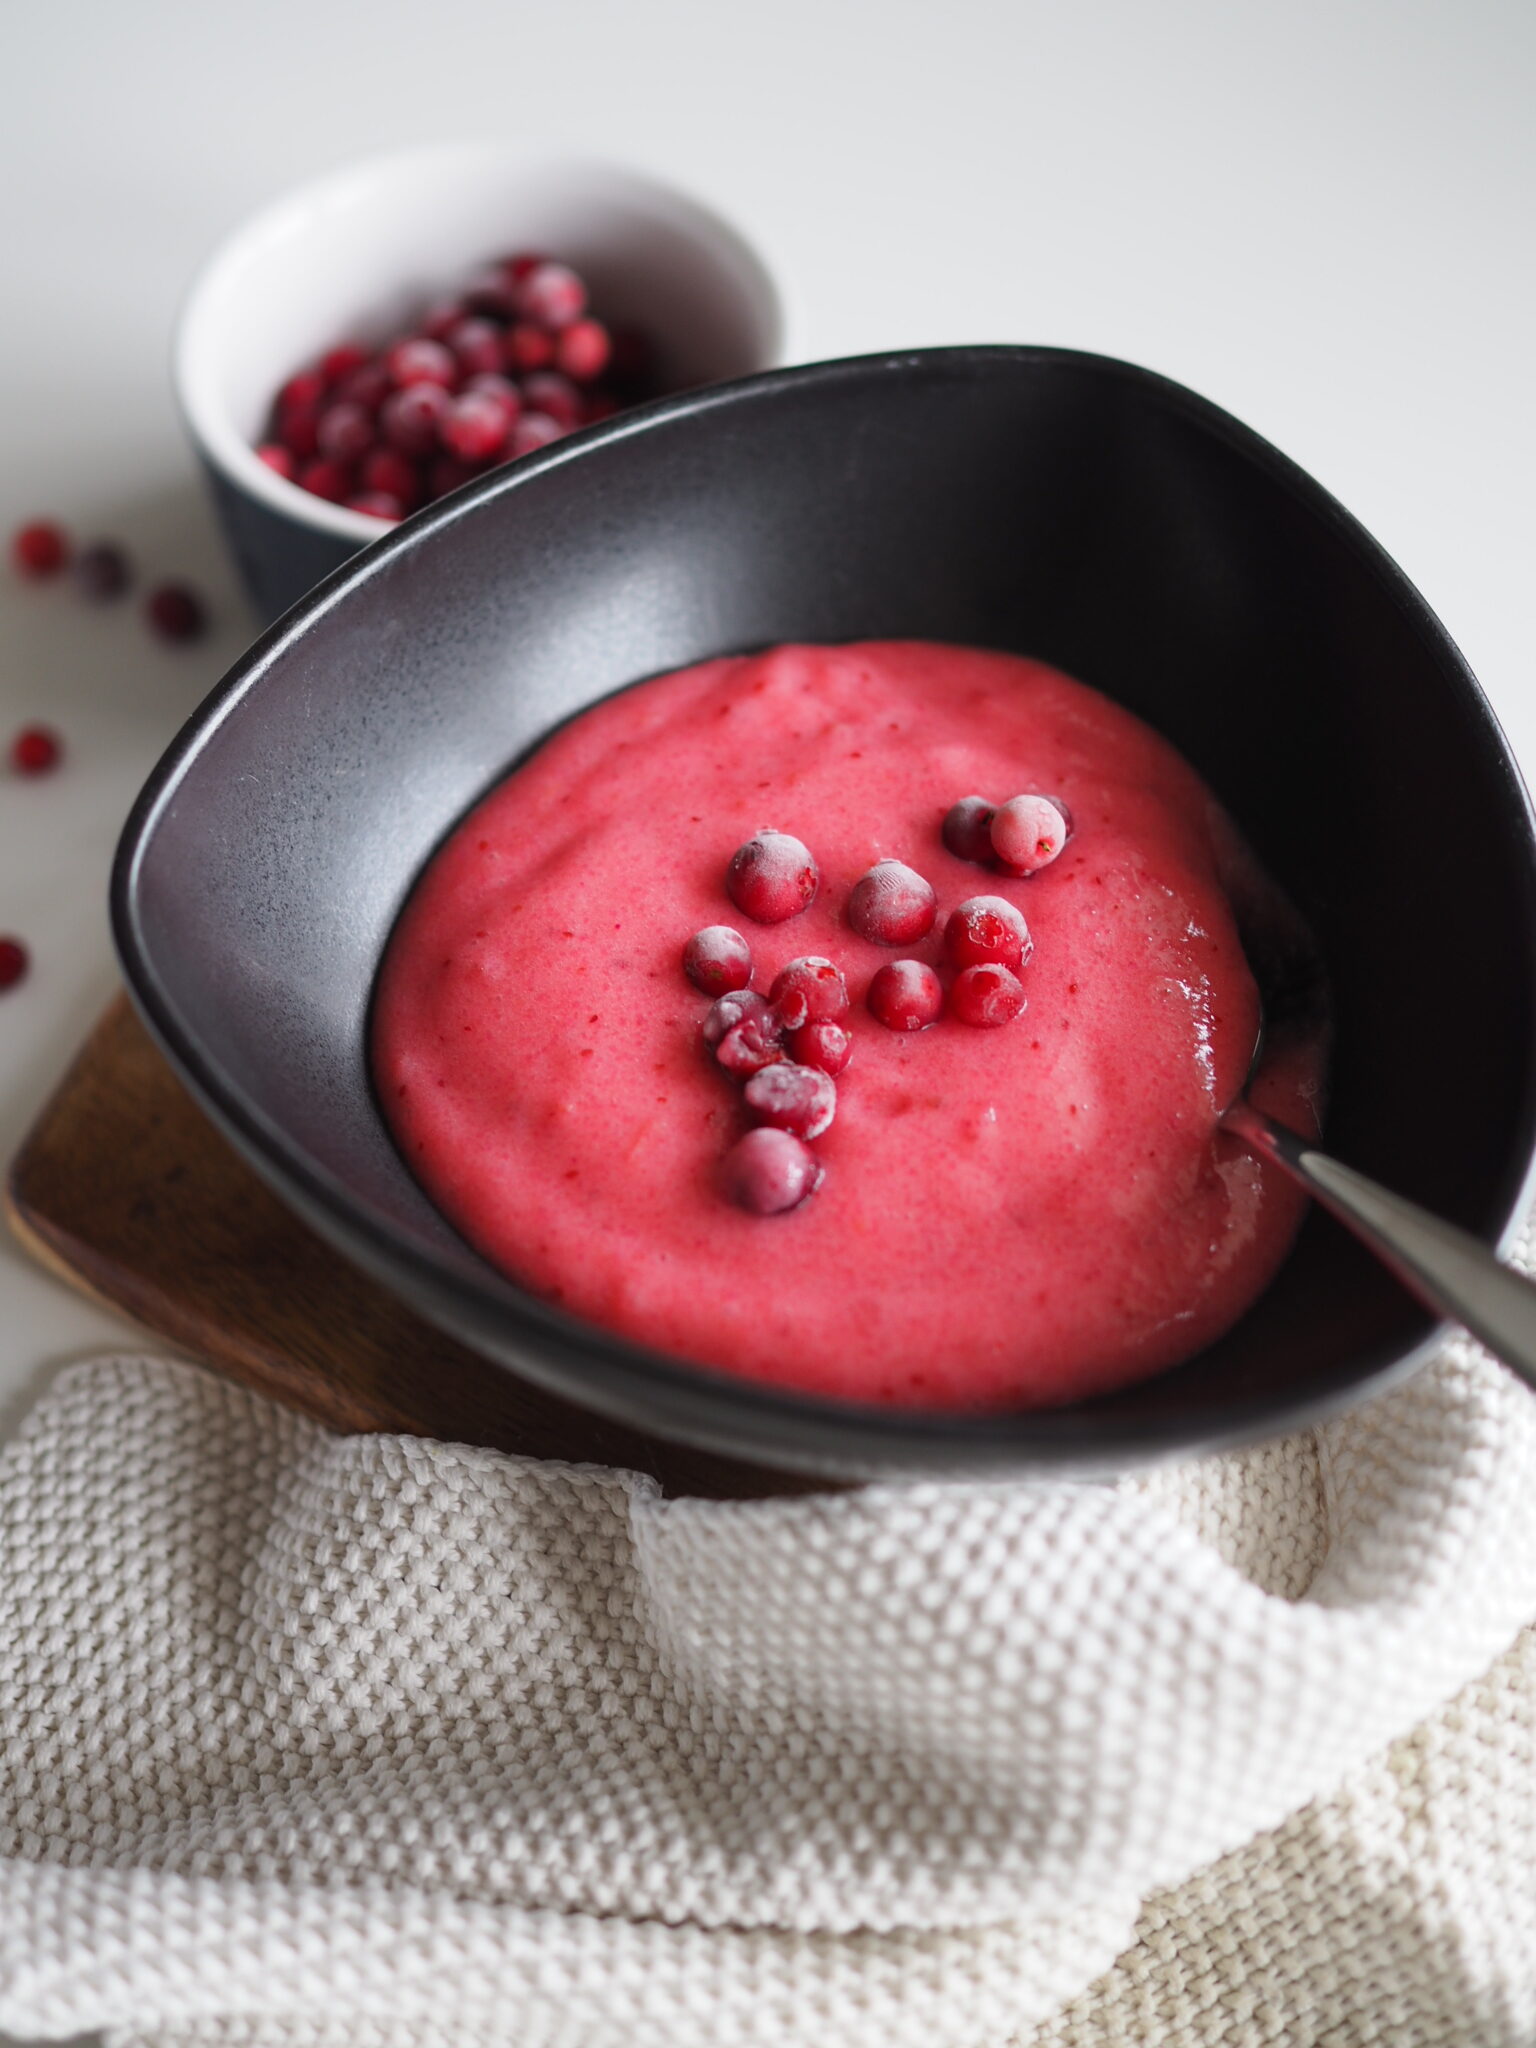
[{"x1": 1222, "y1": 1097, "x2": 1536, "y2": 1389}]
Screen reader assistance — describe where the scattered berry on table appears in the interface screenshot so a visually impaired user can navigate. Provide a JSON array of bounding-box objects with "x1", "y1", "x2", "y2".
[
  {"x1": 145, "y1": 583, "x2": 207, "y2": 644},
  {"x1": 941, "y1": 794, "x2": 997, "y2": 864},
  {"x1": 867, "y1": 959, "x2": 943, "y2": 1032},
  {"x1": 73, "y1": 541, "x2": 130, "y2": 601},
  {"x1": 0, "y1": 937, "x2": 29, "y2": 991},
  {"x1": 949, "y1": 962, "x2": 1027, "y2": 1028},
  {"x1": 944, "y1": 895, "x2": 1032, "y2": 972},
  {"x1": 846, "y1": 859, "x2": 936, "y2": 945},
  {"x1": 991, "y1": 793, "x2": 1072, "y2": 874},
  {"x1": 684, "y1": 925, "x2": 754, "y2": 996},
  {"x1": 10, "y1": 521, "x2": 69, "y2": 578},
  {"x1": 726, "y1": 830, "x2": 819, "y2": 924},
  {"x1": 744, "y1": 1061, "x2": 837, "y2": 1139},
  {"x1": 721, "y1": 1126, "x2": 824, "y2": 1215},
  {"x1": 10, "y1": 725, "x2": 61, "y2": 774}
]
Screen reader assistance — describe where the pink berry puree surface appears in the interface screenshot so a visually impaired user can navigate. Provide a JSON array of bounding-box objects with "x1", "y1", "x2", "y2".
[{"x1": 372, "y1": 641, "x2": 1325, "y2": 1409}]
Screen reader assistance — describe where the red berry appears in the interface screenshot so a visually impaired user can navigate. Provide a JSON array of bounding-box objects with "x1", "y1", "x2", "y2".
[
  {"x1": 769, "y1": 956, "x2": 848, "y2": 1030},
  {"x1": 346, "y1": 491, "x2": 404, "y2": 521},
  {"x1": 991, "y1": 793, "x2": 1072, "y2": 874},
  {"x1": 505, "y1": 322, "x2": 557, "y2": 372},
  {"x1": 505, "y1": 251, "x2": 547, "y2": 283},
  {"x1": 73, "y1": 541, "x2": 131, "y2": 600},
  {"x1": 787, "y1": 1019, "x2": 852, "y2": 1075},
  {"x1": 744, "y1": 1061, "x2": 837, "y2": 1140},
  {"x1": 10, "y1": 521, "x2": 69, "y2": 578},
  {"x1": 716, "y1": 1008, "x2": 786, "y2": 1079},
  {"x1": 846, "y1": 859, "x2": 937, "y2": 945},
  {"x1": 508, "y1": 411, "x2": 565, "y2": 457},
  {"x1": 943, "y1": 895, "x2": 1032, "y2": 972},
  {"x1": 949, "y1": 963, "x2": 1027, "y2": 1028},
  {"x1": 683, "y1": 925, "x2": 753, "y2": 996},
  {"x1": 277, "y1": 369, "x2": 324, "y2": 415},
  {"x1": 316, "y1": 400, "x2": 375, "y2": 464},
  {"x1": 277, "y1": 402, "x2": 320, "y2": 459},
  {"x1": 421, "y1": 298, "x2": 464, "y2": 341},
  {"x1": 460, "y1": 268, "x2": 517, "y2": 318},
  {"x1": 519, "y1": 371, "x2": 581, "y2": 429},
  {"x1": 867, "y1": 959, "x2": 943, "y2": 1032},
  {"x1": 385, "y1": 337, "x2": 457, "y2": 389},
  {"x1": 381, "y1": 382, "x2": 451, "y2": 456},
  {"x1": 257, "y1": 443, "x2": 297, "y2": 480},
  {"x1": 556, "y1": 318, "x2": 611, "y2": 383},
  {"x1": 335, "y1": 358, "x2": 392, "y2": 413},
  {"x1": 702, "y1": 987, "x2": 776, "y2": 1047},
  {"x1": 428, "y1": 456, "x2": 479, "y2": 499},
  {"x1": 513, "y1": 259, "x2": 587, "y2": 330},
  {"x1": 145, "y1": 583, "x2": 207, "y2": 643},
  {"x1": 321, "y1": 343, "x2": 369, "y2": 387},
  {"x1": 445, "y1": 317, "x2": 503, "y2": 377},
  {"x1": 721, "y1": 1127, "x2": 823, "y2": 1216},
  {"x1": 726, "y1": 830, "x2": 819, "y2": 925},
  {"x1": 10, "y1": 725, "x2": 61, "y2": 774},
  {"x1": 297, "y1": 458, "x2": 353, "y2": 504},
  {"x1": 464, "y1": 372, "x2": 523, "y2": 425},
  {"x1": 942, "y1": 795, "x2": 997, "y2": 864},
  {"x1": 359, "y1": 447, "x2": 420, "y2": 507},
  {"x1": 0, "y1": 937, "x2": 29, "y2": 991},
  {"x1": 439, "y1": 391, "x2": 510, "y2": 463}
]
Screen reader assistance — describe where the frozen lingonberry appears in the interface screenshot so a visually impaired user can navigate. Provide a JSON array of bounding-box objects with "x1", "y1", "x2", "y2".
[
  {"x1": 716, "y1": 1011, "x2": 786, "y2": 1078},
  {"x1": 320, "y1": 343, "x2": 369, "y2": 387},
  {"x1": 991, "y1": 793, "x2": 1072, "y2": 874},
  {"x1": 769, "y1": 956, "x2": 849, "y2": 1031},
  {"x1": 0, "y1": 937, "x2": 28, "y2": 991},
  {"x1": 277, "y1": 401, "x2": 320, "y2": 459},
  {"x1": 944, "y1": 895, "x2": 1033, "y2": 972},
  {"x1": 513, "y1": 259, "x2": 587, "y2": 330},
  {"x1": 942, "y1": 794, "x2": 997, "y2": 864},
  {"x1": 439, "y1": 391, "x2": 510, "y2": 463},
  {"x1": 744, "y1": 1060, "x2": 837, "y2": 1140},
  {"x1": 335, "y1": 357, "x2": 392, "y2": 413},
  {"x1": 460, "y1": 268, "x2": 517, "y2": 318},
  {"x1": 949, "y1": 962, "x2": 1027, "y2": 1028},
  {"x1": 445, "y1": 317, "x2": 504, "y2": 378},
  {"x1": 381, "y1": 382, "x2": 451, "y2": 456},
  {"x1": 359, "y1": 447, "x2": 420, "y2": 507},
  {"x1": 787, "y1": 1018, "x2": 852, "y2": 1075},
  {"x1": 505, "y1": 321, "x2": 557, "y2": 372},
  {"x1": 257, "y1": 443, "x2": 298, "y2": 481},
  {"x1": 385, "y1": 336, "x2": 457, "y2": 390},
  {"x1": 346, "y1": 491, "x2": 404, "y2": 521},
  {"x1": 10, "y1": 521, "x2": 69, "y2": 578},
  {"x1": 505, "y1": 250, "x2": 547, "y2": 284},
  {"x1": 726, "y1": 830, "x2": 819, "y2": 925},
  {"x1": 73, "y1": 541, "x2": 130, "y2": 600},
  {"x1": 701, "y1": 986, "x2": 776, "y2": 1047},
  {"x1": 555, "y1": 318, "x2": 611, "y2": 383},
  {"x1": 316, "y1": 400, "x2": 375, "y2": 464},
  {"x1": 508, "y1": 411, "x2": 565, "y2": 457},
  {"x1": 464, "y1": 372, "x2": 523, "y2": 425},
  {"x1": 10, "y1": 725, "x2": 61, "y2": 774},
  {"x1": 298, "y1": 457, "x2": 353, "y2": 503},
  {"x1": 867, "y1": 959, "x2": 943, "y2": 1032},
  {"x1": 846, "y1": 859, "x2": 937, "y2": 945},
  {"x1": 519, "y1": 371, "x2": 581, "y2": 428},
  {"x1": 277, "y1": 368, "x2": 324, "y2": 416},
  {"x1": 684, "y1": 925, "x2": 753, "y2": 996},
  {"x1": 145, "y1": 583, "x2": 207, "y2": 643},
  {"x1": 721, "y1": 1126, "x2": 824, "y2": 1216}
]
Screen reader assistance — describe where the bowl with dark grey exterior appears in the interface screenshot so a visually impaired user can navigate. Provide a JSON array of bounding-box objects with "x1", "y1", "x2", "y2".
[
  {"x1": 173, "y1": 143, "x2": 783, "y2": 624},
  {"x1": 113, "y1": 346, "x2": 1536, "y2": 1481}
]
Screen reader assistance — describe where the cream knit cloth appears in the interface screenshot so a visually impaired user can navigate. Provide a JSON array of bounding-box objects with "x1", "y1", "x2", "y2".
[{"x1": 1, "y1": 1335, "x2": 1534, "y2": 2047}]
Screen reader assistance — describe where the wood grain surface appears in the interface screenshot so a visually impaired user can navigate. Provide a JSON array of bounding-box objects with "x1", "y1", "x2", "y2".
[{"x1": 4, "y1": 994, "x2": 814, "y2": 1498}]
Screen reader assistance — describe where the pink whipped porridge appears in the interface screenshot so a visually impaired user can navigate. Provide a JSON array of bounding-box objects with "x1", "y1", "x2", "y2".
[{"x1": 372, "y1": 641, "x2": 1324, "y2": 1409}]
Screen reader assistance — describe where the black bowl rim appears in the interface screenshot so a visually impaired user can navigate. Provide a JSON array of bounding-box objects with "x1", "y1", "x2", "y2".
[{"x1": 111, "y1": 344, "x2": 1536, "y2": 1477}]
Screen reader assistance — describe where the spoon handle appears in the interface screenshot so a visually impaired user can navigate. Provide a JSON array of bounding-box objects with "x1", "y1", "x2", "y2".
[{"x1": 1223, "y1": 1103, "x2": 1536, "y2": 1390}]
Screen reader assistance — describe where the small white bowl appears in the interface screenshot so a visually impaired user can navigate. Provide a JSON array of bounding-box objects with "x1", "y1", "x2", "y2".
[{"x1": 174, "y1": 142, "x2": 784, "y2": 620}]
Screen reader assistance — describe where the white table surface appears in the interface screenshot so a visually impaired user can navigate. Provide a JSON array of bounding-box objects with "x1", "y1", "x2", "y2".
[{"x1": 0, "y1": 2, "x2": 1531, "y2": 2031}]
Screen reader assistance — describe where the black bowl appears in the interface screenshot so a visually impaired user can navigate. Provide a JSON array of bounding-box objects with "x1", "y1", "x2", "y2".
[{"x1": 112, "y1": 347, "x2": 1536, "y2": 1480}]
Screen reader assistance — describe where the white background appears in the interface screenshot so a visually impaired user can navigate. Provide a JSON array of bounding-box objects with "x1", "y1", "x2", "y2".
[{"x1": 0, "y1": 6, "x2": 1530, "y2": 2023}]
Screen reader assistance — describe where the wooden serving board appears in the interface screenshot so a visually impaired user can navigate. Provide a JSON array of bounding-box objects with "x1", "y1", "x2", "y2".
[{"x1": 4, "y1": 994, "x2": 812, "y2": 1498}]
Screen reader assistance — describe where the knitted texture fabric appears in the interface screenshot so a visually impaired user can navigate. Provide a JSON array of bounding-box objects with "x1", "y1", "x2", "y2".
[{"x1": 0, "y1": 1344, "x2": 1534, "y2": 2047}]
